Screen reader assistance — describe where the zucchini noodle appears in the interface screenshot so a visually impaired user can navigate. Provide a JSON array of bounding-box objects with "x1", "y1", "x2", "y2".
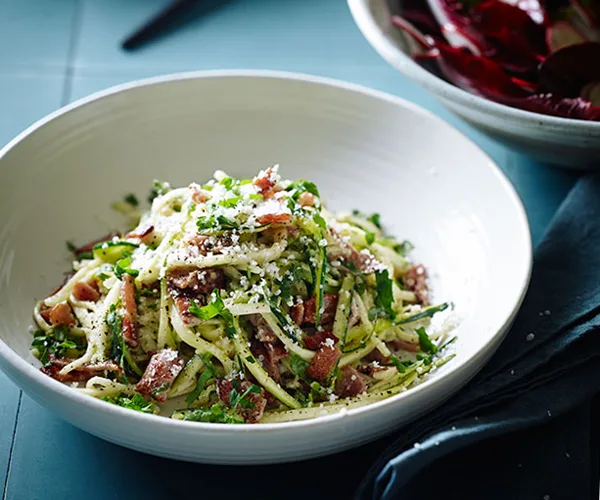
[{"x1": 31, "y1": 166, "x2": 456, "y2": 424}]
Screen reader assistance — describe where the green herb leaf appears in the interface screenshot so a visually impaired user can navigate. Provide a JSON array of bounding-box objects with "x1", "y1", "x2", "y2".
[
  {"x1": 114, "y1": 256, "x2": 139, "y2": 280},
  {"x1": 313, "y1": 213, "x2": 327, "y2": 230},
  {"x1": 103, "y1": 393, "x2": 155, "y2": 414},
  {"x1": 365, "y1": 231, "x2": 375, "y2": 245},
  {"x1": 66, "y1": 241, "x2": 77, "y2": 253},
  {"x1": 416, "y1": 327, "x2": 437, "y2": 354},
  {"x1": 390, "y1": 355, "x2": 414, "y2": 373},
  {"x1": 373, "y1": 269, "x2": 395, "y2": 320},
  {"x1": 124, "y1": 193, "x2": 139, "y2": 206},
  {"x1": 185, "y1": 356, "x2": 215, "y2": 406},
  {"x1": 31, "y1": 325, "x2": 84, "y2": 366},
  {"x1": 290, "y1": 355, "x2": 309, "y2": 380},
  {"x1": 148, "y1": 180, "x2": 171, "y2": 203},
  {"x1": 219, "y1": 196, "x2": 241, "y2": 208},
  {"x1": 367, "y1": 213, "x2": 382, "y2": 229},
  {"x1": 180, "y1": 404, "x2": 243, "y2": 424}
]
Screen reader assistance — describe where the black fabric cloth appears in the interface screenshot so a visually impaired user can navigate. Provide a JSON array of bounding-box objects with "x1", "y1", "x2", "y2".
[{"x1": 356, "y1": 173, "x2": 600, "y2": 500}]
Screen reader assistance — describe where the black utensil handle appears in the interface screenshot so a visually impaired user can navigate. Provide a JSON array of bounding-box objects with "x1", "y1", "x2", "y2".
[{"x1": 121, "y1": 0, "x2": 199, "y2": 51}]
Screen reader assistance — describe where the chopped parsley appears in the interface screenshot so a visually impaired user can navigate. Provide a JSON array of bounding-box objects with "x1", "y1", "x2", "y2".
[
  {"x1": 196, "y1": 214, "x2": 239, "y2": 233},
  {"x1": 365, "y1": 231, "x2": 375, "y2": 245},
  {"x1": 114, "y1": 255, "x2": 139, "y2": 280},
  {"x1": 31, "y1": 326, "x2": 84, "y2": 366},
  {"x1": 367, "y1": 213, "x2": 382, "y2": 229},
  {"x1": 416, "y1": 327, "x2": 437, "y2": 354},
  {"x1": 390, "y1": 355, "x2": 414, "y2": 373},
  {"x1": 148, "y1": 180, "x2": 171, "y2": 203},
  {"x1": 179, "y1": 405, "x2": 243, "y2": 424},
  {"x1": 124, "y1": 193, "x2": 139, "y2": 206},
  {"x1": 229, "y1": 383, "x2": 261, "y2": 410},
  {"x1": 290, "y1": 354, "x2": 310, "y2": 380},
  {"x1": 188, "y1": 291, "x2": 236, "y2": 337},
  {"x1": 106, "y1": 304, "x2": 142, "y2": 379},
  {"x1": 368, "y1": 269, "x2": 395, "y2": 321},
  {"x1": 103, "y1": 393, "x2": 155, "y2": 414}
]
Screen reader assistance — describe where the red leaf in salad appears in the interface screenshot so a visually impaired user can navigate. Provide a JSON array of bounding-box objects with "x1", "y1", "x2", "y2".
[
  {"x1": 435, "y1": 43, "x2": 533, "y2": 100},
  {"x1": 538, "y1": 42, "x2": 600, "y2": 96},
  {"x1": 469, "y1": 0, "x2": 547, "y2": 72},
  {"x1": 426, "y1": 0, "x2": 491, "y2": 54},
  {"x1": 506, "y1": 93, "x2": 600, "y2": 120}
]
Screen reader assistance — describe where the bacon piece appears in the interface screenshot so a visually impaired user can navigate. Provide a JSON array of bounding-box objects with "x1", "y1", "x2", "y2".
[
  {"x1": 72, "y1": 280, "x2": 101, "y2": 302},
  {"x1": 248, "y1": 314, "x2": 277, "y2": 343},
  {"x1": 306, "y1": 345, "x2": 341, "y2": 382},
  {"x1": 41, "y1": 358, "x2": 122, "y2": 382},
  {"x1": 390, "y1": 338, "x2": 420, "y2": 353},
  {"x1": 126, "y1": 224, "x2": 155, "y2": 244},
  {"x1": 335, "y1": 366, "x2": 367, "y2": 398},
  {"x1": 301, "y1": 294, "x2": 339, "y2": 325},
  {"x1": 290, "y1": 302, "x2": 304, "y2": 326},
  {"x1": 172, "y1": 296, "x2": 203, "y2": 327},
  {"x1": 303, "y1": 330, "x2": 337, "y2": 350},
  {"x1": 136, "y1": 348, "x2": 185, "y2": 403},
  {"x1": 190, "y1": 185, "x2": 210, "y2": 204},
  {"x1": 297, "y1": 192, "x2": 316, "y2": 207},
  {"x1": 250, "y1": 340, "x2": 287, "y2": 382},
  {"x1": 217, "y1": 378, "x2": 268, "y2": 423},
  {"x1": 365, "y1": 348, "x2": 391, "y2": 364},
  {"x1": 328, "y1": 228, "x2": 380, "y2": 273},
  {"x1": 47, "y1": 302, "x2": 76, "y2": 327},
  {"x1": 121, "y1": 275, "x2": 138, "y2": 348},
  {"x1": 403, "y1": 264, "x2": 429, "y2": 305},
  {"x1": 256, "y1": 212, "x2": 291, "y2": 225},
  {"x1": 72, "y1": 232, "x2": 119, "y2": 256},
  {"x1": 167, "y1": 268, "x2": 225, "y2": 295},
  {"x1": 253, "y1": 167, "x2": 277, "y2": 196},
  {"x1": 185, "y1": 233, "x2": 233, "y2": 255}
]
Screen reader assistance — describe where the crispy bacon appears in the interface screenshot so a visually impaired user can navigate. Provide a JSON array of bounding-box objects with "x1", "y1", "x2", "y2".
[
  {"x1": 303, "y1": 330, "x2": 337, "y2": 350},
  {"x1": 403, "y1": 264, "x2": 429, "y2": 305},
  {"x1": 365, "y1": 348, "x2": 391, "y2": 364},
  {"x1": 253, "y1": 167, "x2": 277, "y2": 196},
  {"x1": 46, "y1": 302, "x2": 76, "y2": 327},
  {"x1": 306, "y1": 345, "x2": 341, "y2": 382},
  {"x1": 72, "y1": 280, "x2": 101, "y2": 302},
  {"x1": 121, "y1": 275, "x2": 138, "y2": 348},
  {"x1": 248, "y1": 314, "x2": 277, "y2": 343},
  {"x1": 217, "y1": 378, "x2": 268, "y2": 423},
  {"x1": 290, "y1": 302, "x2": 304, "y2": 326},
  {"x1": 335, "y1": 366, "x2": 367, "y2": 398},
  {"x1": 328, "y1": 228, "x2": 380, "y2": 273},
  {"x1": 300, "y1": 294, "x2": 339, "y2": 325},
  {"x1": 126, "y1": 224, "x2": 154, "y2": 244},
  {"x1": 41, "y1": 358, "x2": 122, "y2": 382},
  {"x1": 167, "y1": 268, "x2": 225, "y2": 295},
  {"x1": 250, "y1": 340, "x2": 287, "y2": 382},
  {"x1": 390, "y1": 338, "x2": 420, "y2": 353},
  {"x1": 136, "y1": 348, "x2": 185, "y2": 403},
  {"x1": 256, "y1": 211, "x2": 291, "y2": 225},
  {"x1": 185, "y1": 233, "x2": 233, "y2": 255},
  {"x1": 190, "y1": 185, "x2": 210, "y2": 204}
]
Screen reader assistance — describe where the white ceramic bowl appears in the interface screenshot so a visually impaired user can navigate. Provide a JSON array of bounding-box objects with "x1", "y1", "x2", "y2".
[
  {"x1": 348, "y1": 0, "x2": 600, "y2": 169},
  {"x1": 0, "y1": 70, "x2": 531, "y2": 464}
]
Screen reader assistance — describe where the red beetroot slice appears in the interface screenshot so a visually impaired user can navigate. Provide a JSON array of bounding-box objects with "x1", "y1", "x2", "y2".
[
  {"x1": 538, "y1": 42, "x2": 600, "y2": 97},
  {"x1": 507, "y1": 94, "x2": 600, "y2": 120},
  {"x1": 435, "y1": 43, "x2": 532, "y2": 100}
]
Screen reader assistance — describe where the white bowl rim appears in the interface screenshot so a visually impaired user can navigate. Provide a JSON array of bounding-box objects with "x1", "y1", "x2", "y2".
[
  {"x1": 347, "y1": 0, "x2": 600, "y2": 133},
  {"x1": 0, "y1": 69, "x2": 533, "y2": 433}
]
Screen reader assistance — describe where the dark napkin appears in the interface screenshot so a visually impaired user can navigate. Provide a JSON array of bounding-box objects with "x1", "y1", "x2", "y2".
[{"x1": 357, "y1": 173, "x2": 600, "y2": 500}]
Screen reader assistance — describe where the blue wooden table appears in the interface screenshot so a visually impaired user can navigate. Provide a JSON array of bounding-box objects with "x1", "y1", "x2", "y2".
[{"x1": 0, "y1": 1, "x2": 579, "y2": 498}]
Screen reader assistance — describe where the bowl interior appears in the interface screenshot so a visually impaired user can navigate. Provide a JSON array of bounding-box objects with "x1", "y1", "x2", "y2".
[{"x1": 0, "y1": 72, "x2": 530, "y2": 420}]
